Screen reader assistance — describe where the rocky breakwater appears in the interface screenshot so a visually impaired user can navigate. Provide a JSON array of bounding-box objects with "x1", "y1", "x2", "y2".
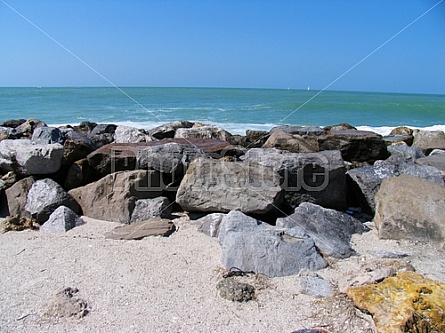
[{"x1": 1, "y1": 119, "x2": 445, "y2": 329}]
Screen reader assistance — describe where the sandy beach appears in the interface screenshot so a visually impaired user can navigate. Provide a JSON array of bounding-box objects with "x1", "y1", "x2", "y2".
[{"x1": 1, "y1": 214, "x2": 444, "y2": 333}]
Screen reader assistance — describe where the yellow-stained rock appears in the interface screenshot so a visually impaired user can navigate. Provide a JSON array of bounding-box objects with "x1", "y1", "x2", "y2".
[{"x1": 347, "y1": 271, "x2": 445, "y2": 333}]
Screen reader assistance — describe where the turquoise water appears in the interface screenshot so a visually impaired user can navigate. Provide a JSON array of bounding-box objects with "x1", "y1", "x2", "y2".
[{"x1": 0, "y1": 87, "x2": 444, "y2": 135}]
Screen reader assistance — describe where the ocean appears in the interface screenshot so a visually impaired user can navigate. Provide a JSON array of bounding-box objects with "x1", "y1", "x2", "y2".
[{"x1": 0, "y1": 87, "x2": 444, "y2": 135}]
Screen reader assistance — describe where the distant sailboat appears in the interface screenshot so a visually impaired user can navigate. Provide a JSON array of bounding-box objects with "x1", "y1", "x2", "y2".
[{"x1": 307, "y1": 86, "x2": 310, "y2": 91}]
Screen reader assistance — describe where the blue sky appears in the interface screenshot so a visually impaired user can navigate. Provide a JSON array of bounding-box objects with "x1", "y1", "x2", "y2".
[{"x1": 0, "y1": 0, "x2": 444, "y2": 94}]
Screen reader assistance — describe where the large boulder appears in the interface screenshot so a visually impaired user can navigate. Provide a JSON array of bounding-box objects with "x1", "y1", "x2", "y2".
[
  {"x1": 174, "y1": 125, "x2": 232, "y2": 141},
  {"x1": 242, "y1": 148, "x2": 347, "y2": 210},
  {"x1": 347, "y1": 272, "x2": 445, "y2": 333},
  {"x1": 130, "y1": 197, "x2": 173, "y2": 222},
  {"x1": 415, "y1": 154, "x2": 445, "y2": 177},
  {"x1": 176, "y1": 158, "x2": 284, "y2": 215},
  {"x1": 412, "y1": 129, "x2": 445, "y2": 154},
  {"x1": 64, "y1": 158, "x2": 96, "y2": 190},
  {"x1": 148, "y1": 121, "x2": 194, "y2": 139},
  {"x1": 73, "y1": 121, "x2": 97, "y2": 136},
  {"x1": 262, "y1": 130, "x2": 319, "y2": 153},
  {"x1": 387, "y1": 144, "x2": 424, "y2": 160},
  {"x1": 374, "y1": 174, "x2": 445, "y2": 241},
  {"x1": 0, "y1": 119, "x2": 26, "y2": 129},
  {"x1": 5, "y1": 176, "x2": 35, "y2": 218},
  {"x1": 62, "y1": 131, "x2": 96, "y2": 166},
  {"x1": 318, "y1": 129, "x2": 389, "y2": 163},
  {"x1": 31, "y1": 127, "x2": 63, "y2": 144},
  {"x1": 114, "y1": 125, "x2": 153, "y2": 143},
  {"x1": 25, "y1": 178, "x2": 80, "y2": 224},
  {"x1": 0, "y1": 139, "x2": 64, "y2": 175},
  {"x1": 40, "y1": 206, "x2": 84, "y2": 234},
  {"x1": 15, "y1": 119, "x2": 47, "y2": 138},
  {"x1": 276, "y1": 202, "x2": 365, "y2": 258},
  {"x1": 87, "y1": 123, "x2": 116, "y2": 148},
  {"x1": 68, "y1": 170, "x2": 164, "y2": 223},
  {"x1": 347, "y1": 158, "x2": 444, "y2": 214},
  {"x1": 218, "y1": 211, "x2": 327, "y2": 277},
  {"x1": 87, "y1": 143, "x2": 138, "y2": 178},
  {"x1": 270, "y1": 125, "x2": 324, "y2": 136}
]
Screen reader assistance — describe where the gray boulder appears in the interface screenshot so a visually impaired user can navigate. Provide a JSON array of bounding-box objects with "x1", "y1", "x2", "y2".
[
  {"x1": 87, "y1": 123, "x2": 116, "y2": 148},
  {"x1": 374, "y1": 174, "x2": 445, "y2": 241},
  {"x1": 62, "y1": 131, "x2": 96, "y2": 166},
  {"x1": 148, "y1": 121, "x2": 194, "y2": 139},
  {"x1": 5, "y1": 176, "x2": 35, "y2": 218},
  {"x1": 25, "y1": 178, "x2": 80, "y2": 224},
  {"x1": 218, "y1": 211, "x2": 327, "y2": 277},
  {"x1": 137, "y1": 143, "x2": 208, "y2": 177},
  {"x1": 415, "y1": 154, "x2": 445, "y2": 177},
  {"x1": 40, "y1": 206, "x2": 84, "y2": 234},
  {"x1": 105, "y1": 218, "x2": 176, "y2": 239},
  {"x1": 270, "y1": 125, "x2": 324, "y2": 136},
  {"x1": 130, "y1": 197, "x2": 173, "y2": 222},
  {"x1": 31, "y1": 127, "x2": 63, "y2": 144},
  {"x1": 347, "y1": 157, "x2": 444, "y2": 214},
  {"x1": 276, "y1": 202, "x2": 365, "y2": 259},
  {"x1": 194, "y1": 212, "x2": 226, "y2": 237},
  {"x1": 15, "y1": 118, "x2": 47, "y2": 138},
  {"x1": 297, "y1": 269, "x2": 334, "y2": 298},
  {"x1": 262, "y1": 130, "x2": 319, "y2": 153},
  {"x1": 174, "y1": 125, "x2": 232, "y2": 141},
  {"x1": 412, "y1": 130, "x2": 445, "y2": 154},
  {"x1": 242, "y1": 148, "x2": 347, "y2": 210},
  {"x1": 387, "y1": 144, "x2": 424, "y2": 160},
  {"x1": 0, "y1": 139, "x2": 64, "y2": 175},
  {"x1": 68, "y1": 170, "x2": 164, "y2": 223},
  {"x1": 176, "y1": 158, "x2": 284, "y2": 215},
  {"x1": 87, "y1": 143, "x2": 138, "y2": 178},
  {"x1": 114, "y1": 125, "x2": 153, "y2": 143}
]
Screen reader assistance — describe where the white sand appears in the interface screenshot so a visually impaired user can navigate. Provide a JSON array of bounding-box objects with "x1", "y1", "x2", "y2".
[{"x1": 1, "y1": 215, "x2": 444, "y2": 333}]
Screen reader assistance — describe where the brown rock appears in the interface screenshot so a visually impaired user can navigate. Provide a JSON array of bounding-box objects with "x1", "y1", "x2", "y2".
[
  {"x1": 105, "y1": 218, "x2": 175, "y2": 239},
  {"x1": 5, "y1": 176, "x2": 35, "y2": 218},
  {"x1": 389, "y1": 126, "x2": 414, "y2": 136},
  {"x1": 347, "y1": 271, "x2": 445, "y2": 333},
  {"x1": 262, "y1": 130, "x2": 319, "y2": 153}
]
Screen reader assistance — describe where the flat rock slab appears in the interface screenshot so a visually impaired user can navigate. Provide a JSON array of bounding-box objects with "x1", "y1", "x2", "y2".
[{"x1": 105, "y1": 219, "x2": 175, "y2": 240}]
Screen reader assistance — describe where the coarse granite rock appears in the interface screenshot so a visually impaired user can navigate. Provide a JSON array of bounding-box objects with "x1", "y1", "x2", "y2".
[
  {"x1": 15, "y1": 118, "x2": 47, "y2": 138},
  {"x1": 262, "y1": 130, "x2": 319, "y2": 153},
  {"x1": 87, "y1": 123, "x2": 116, "y2": 148},
  {"x1": 276, "y1": 202, "x2": 365, "y2": 259},
  {"x1": 68, "y1": 170, "x2": 164, "y2": 223},
  {"x1": 148, "y1": 120, "x2": 194, "y2": 139},
  {"x1": 25, "y1": 178, "x2": 80, "y2": 224},
  {"x1": 347, "y1": 271, "x2": 445, "y2": 333},
  {"x1": 194, "y1": 212, "x2": 226, "y2": 238},
  {"x1": 130, "y1": 197, "x2": 172, "y2": 222},
  {"x1": 318, "y1": 129, "x2": 389, "y2": 163},
  {"x1": 5, "y1": 176, "x2": 35, "y2": 218},
  {"x1": 176, "y1": 158, "x2": 284, "y2": 215},
  {"x1": 40, "y1": 206, "x2": 84, "y2": 234},
  {"x1": 413, "y1": 129, "x2": 445, "y2": 154},
  {"x1": 31, "y1": 126, "x2": 63, "y2": 144},
  {"x1": 0, "y1": 139, "x2": 64, "y2": 175},
  {"x1": 73, "y1": 121, "x2": 97, "y2": 136},
  {"x1": 218, "y1": 211, "x2": 327, "y2": 277},
  {"x1": 62, "y1": 131, "x2": 96, "y2": 166},
  {"x1": 114, "y1": 125, "x2": 153, "y2": 143},
  {"x1": 415, "y1": 153, "x2": 445, "y2": 176},
  {"x1": 346, "y1": 157, "x2": 444, "y2": 214},
  {"x1": 242, "y1": 148, "x2": 347, "y2": 210},
  {"x1": 297, "y1": 270, "x2": 334, "y2": 298},
  {"x1": 174, "y1": 125, "x2": 232, "y2": 141},
  {"x1": 387, "y1": 144, "x2": 424, "y2": 160},
  {"x1": 105, "y1": 218, "x2": 175, "y2": 239},
  {"x1": 374, "y1": 174, "x2": 445, "y2": 241}
]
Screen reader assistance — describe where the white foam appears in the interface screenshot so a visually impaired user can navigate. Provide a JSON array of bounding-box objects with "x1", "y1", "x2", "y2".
[{"x1": 357, "y1": 125, "x2": 445, "y2": 136}]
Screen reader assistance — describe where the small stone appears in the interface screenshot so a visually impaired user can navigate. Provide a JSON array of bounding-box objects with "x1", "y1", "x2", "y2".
[
  {"x1": 43, "y1": 287, "x2": 89, "y2": 319},
  {"x1": 216, "y1": 277, "x2": 255, "y2": 302}
]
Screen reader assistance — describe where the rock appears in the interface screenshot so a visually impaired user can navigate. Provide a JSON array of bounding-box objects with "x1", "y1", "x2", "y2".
[
  {"x1": 383, "y1": 134, "x2": 414, "y2": 146},
  {"x1": 1, "y1": 215, "x2": 38, "y2": 233},
  {"x1": 318, "y1": 129, "x2": 389, "y2": 163},
  {"x1": 194, "y1": 212, "x2": 226, "y2": 237},
  {"x1": 374, "y1": 174, "x2": 445, "y2": 241},
  {"x1": 137, "y1": 142, "x2": 208, "y2": 178},
  {"x1": 347, "y1": 271, "x2": 445, "y2": 333},
  {"x1": 324, "y1": 123, "x2": 357, "y2": 132},
  {"x1": 73, "y1": 121, "x2": 97, "y2": 136},
  {"x1": 5, "y1": 176, "x2": 35, "y2": 218},
  {"x1": 413, "y1": 129, "x2": 445, "y2": 154},
  {"x1": 262, "y1": 130, "x2": 319, "y2": 153},
  {"x1": 0, "y1": 126, "x2": 20, "y2": 141},
  {"x1": 148, "y1": 120, "x2": 194, "y2": 139},
  {"x1": 218, "y1": 211, "x2": 327, "y2": 277},
  {"x1": 387, "y1": 144, "x2": 424, "y2": 160},
  {"x1": 105, "y1": 219, "x2": 175, "y2": 239},
  {"x1": 15, "y1": 118, "x2": 47, "y2": 138},
  {"x1": 87, "y1": 123, "x2": 116, "y2": 148},
  {"x1": 31, "y1": 126, "x2": 63, "y2": 144},
  {"x1": 390, "y1": 126, "x2": 414, "y2": 135},
  {"x1": 68, "y1": 170, "x2": 164, "y2": 223},
  {"x1": 0, "y1": 119, "x2": 26, "y2": 128},
  {"x1": 276, "y1": 203, "x2": 365, "y2": 259},
  {"x1": 44, "y1": 287, "x2": 89, "y2": 319},
  {"x1": 346, "y1": 158, "x2": 444, "y2": 214},
  {"x1": 40, "y1": 206, "x2": 84, "y2": 234},
  {"x1": 64, "y1": 158, "x2": 96, "y2": 190},
  {"x1": 62, "y1": 131, "x2": 96, "y2": 166},
  {"x1": 242, "y1": 148, "x2": 347, "y2": 210},
  {"x1": 0, "y1": 139, "x2": 64, "y2": 175},
  {"x1": 338, "y1": 258, "x2": 415, "y2": 293},
  {"x1": 176, "y1": 158, "x2": 284, "y2": 215},
  {"x1": 368, "y1": 250, "x2": 411, "y2": 259},
  {"x1": 415, "y1": 154, "x2": 445, "y2": 176},
  {"x1": 429, "y1": 148, "x2": 445, "y2": 156},
  {"x1": 245, "y1": 130, "x2": 269, "y2": 148},
  {"x1": 297, "y1": 270, "x2": 334, "y2": 298},
  {"x1": 25, "y1": 178, "x2": 80, "y2": 224},
  {"x1": 174, "y1": 125, "x2": 232, "y2": 141},
  {"x1": 0, "y1": 171, "x2": 18, "y2": 189},
  {"x1": 271, "y1": 125, "x2": 324, "y2": 136},
  {"x1": 130, "y1": 197, "x2": 173, "y2": 222},
  {"x1": 114, "y1": 125, "x2": 153, "y2": 143},
  {"x1": 216, "y1": 277, "x2": 255, "y2": 302}
]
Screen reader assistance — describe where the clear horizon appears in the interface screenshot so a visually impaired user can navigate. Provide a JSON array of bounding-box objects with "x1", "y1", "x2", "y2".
[{"x1": 1, "y1": 1, "x2": 444, "y2": 94}]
